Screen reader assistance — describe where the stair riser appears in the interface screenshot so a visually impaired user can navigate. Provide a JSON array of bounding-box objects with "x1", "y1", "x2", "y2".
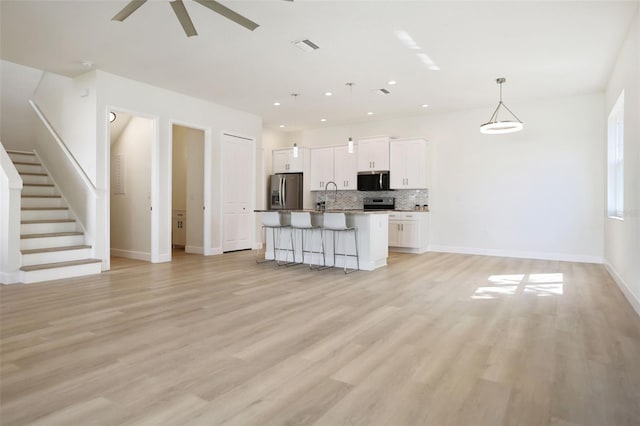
[
  {"x1": 21, "y1": 248, "x2": 92, "y2": 267},
  {"x1": 21, "y1": 186, "x2": 58, "y2": 196},
  {"x1": 21, "y1": 210, "x2": 70, "y2": 221},
  {"x1": 9, "y1": 153, "x2": 36, "y2": 163},
  {"x1": 15, "y1": 164, "x2": 44, "y2": 174},
  {"x1": 21, "y1": 262, "x2": 102, "y2": 284},
  {"x1": 21, "y1": 197, "x2": 64, "y2": 208},
  {"x1": 21, "y1": 235, "x2": 85, "y2": 250},
  {"x1": 20, "y1": 175, "x2": 50, "y2": 185},
  {"x1": 21, "y1": 222, "x2": 78, "y2": 234}
]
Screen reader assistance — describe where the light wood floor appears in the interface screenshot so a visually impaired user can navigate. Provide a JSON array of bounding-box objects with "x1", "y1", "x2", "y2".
[{"x1": 1, "y1": 250, "x2": 639, "y2": 426}]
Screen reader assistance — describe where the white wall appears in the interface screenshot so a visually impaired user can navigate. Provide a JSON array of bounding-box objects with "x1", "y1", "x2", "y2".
[
  {"x1": 33, "y1": 71, "x2": 98, "y2": 185},
  {"x1": 604, "y1": 9, "x2": 640, "y2": 315},
  {"x1": 299, "y1": 93, "x2": 605, "y2": 263},
  {"x1": 110, "y1": 116, "x2": 152, "y2": 260},
  {"x1": 171, "y1": 127, "x2": 188, "y2": 211},
  {"x1": 0, "y1": 60, "x2": 41, "y2": 151},
  {"x1": 96, "y1": 70, "x2": 262, "y2": 265}
]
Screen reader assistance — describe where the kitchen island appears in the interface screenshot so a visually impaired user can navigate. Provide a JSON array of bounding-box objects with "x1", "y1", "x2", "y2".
[{"x1": 255, "y1": 210, "x2": 389, "y2": 271}]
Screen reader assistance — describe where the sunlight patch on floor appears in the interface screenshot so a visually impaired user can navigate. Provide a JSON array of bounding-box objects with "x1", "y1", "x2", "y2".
[{"x1": 473, "y1": 273, "x2": 564, "y2": 299}]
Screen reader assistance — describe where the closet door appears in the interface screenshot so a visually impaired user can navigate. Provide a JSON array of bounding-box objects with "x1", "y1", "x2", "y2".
[{"x1": 222, "y1": 134, "x2": 254, "y2": 252}]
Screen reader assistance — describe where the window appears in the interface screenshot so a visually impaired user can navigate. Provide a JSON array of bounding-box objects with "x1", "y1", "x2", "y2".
[{"x1": 607, "y1": 91, "x2": 624, "y2": 219}]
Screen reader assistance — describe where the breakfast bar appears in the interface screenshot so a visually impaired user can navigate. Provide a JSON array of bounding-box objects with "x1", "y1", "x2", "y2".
[{"x1": 256, "y1": 210, "x2": 389, "y2": 271}]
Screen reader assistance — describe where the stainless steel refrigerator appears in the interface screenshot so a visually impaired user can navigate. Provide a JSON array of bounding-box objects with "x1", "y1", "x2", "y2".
[{"x1": 269, "y1": 173, "x2": 303, "y2": 210}]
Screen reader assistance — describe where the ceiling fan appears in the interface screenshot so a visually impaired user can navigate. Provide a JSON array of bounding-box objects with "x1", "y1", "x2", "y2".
[{"x1": 112, "y1": 0, "x2": 293, "y2": 36}]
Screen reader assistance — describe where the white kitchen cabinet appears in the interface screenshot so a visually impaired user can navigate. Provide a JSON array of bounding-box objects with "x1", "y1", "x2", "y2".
[
  {"x1": 309, "y1": 145, "x2": 357, "y2": 191},
  {"x1": 357, "y1": 137, "x2": 390, "y2": 172},
  {"x1": 388, "y1": 211, "x2": 429, "y2": 253},
  {"x1": 309, "y1": 147, "x2": 334, "y2": 191},
  {"x1": 333, "y1": 145, "x2": 357, "y2": 190},
  {"x1": 272, "y1": 148, "x2": 305, "y2": 173},
  {"x1": 172, "y1": 210, "x2": 186, "y2": 247},
  {"x1": 390, "y1": 138, "x2": 428, "y2": 189}
]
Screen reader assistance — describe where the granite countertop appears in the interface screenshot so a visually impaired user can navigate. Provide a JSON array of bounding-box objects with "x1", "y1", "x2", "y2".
[{"x1": 254, "y1": 209, "x2": 390, "y2": 215}]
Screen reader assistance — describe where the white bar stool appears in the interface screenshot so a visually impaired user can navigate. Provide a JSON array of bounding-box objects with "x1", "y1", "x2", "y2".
[
  {"x1": 289, "y1": 212, "x2": 325, "y2": 269},
  {"x1": 322, "y1": 212, "x2": 359, "y2": 274},
  {"x1": 256, "y1": 212, "x2": 291, "y2": 265}
]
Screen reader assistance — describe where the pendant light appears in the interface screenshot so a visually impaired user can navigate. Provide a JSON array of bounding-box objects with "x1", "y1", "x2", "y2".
[
  {"x1": 291, "y1": 93, "x2": 299, "y2": 157},
  {"x1": 480, "y1": 78, "x2": 523, "y2": 134},
  {"x1": 346, "y1": 82, "x2": 355, "y2": 153}
]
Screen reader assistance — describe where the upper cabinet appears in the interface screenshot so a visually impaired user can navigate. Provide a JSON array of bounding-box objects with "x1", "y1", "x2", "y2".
[
  {"x1": 334, "y1": 145, "x2": 358, "y2": 190},
  {"x1": 309, "y1": 145, "x2": 357, "y2": 191},
  {"x1": 309, "y1": 147, "x2": 334, "y2": 191},
  {"x1": 390, "y1": 138, "x2": 429, "y2": 189},
  {"x1": 357, "y1": 137, "x2": 390, "y2": 172},
  {"x1": 272, "y1": 148, "x2": 305, "y2": 173}
]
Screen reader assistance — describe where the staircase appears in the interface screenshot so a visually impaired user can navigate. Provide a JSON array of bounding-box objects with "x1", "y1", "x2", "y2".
[{"x1": 7, "y1": 150, "x2": 102, "y2": 284}]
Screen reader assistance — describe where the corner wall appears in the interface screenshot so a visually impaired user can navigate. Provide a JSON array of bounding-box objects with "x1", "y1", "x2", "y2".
[{"x1": 604, "y1": 8, "x2": 640, "y2": 315}]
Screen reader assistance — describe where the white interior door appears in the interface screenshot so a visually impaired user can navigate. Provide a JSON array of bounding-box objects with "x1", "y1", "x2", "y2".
[{"x1": 222, "y1": 134, "x2": 253, "y2": 252}]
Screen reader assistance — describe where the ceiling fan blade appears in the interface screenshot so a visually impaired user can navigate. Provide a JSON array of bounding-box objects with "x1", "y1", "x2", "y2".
[
  {"x1": 193, "y1": 0, "x2": 259, "y2": 31},
  {"x1": 170, "y1": 0, "x2": 198, "y2": 37},
  {"x1": 112, "y1": 0, "x2": 148, "y2": 21}
]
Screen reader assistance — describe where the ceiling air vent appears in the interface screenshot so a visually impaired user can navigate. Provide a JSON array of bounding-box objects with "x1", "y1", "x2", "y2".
[
  {"x1": 376, "y1": 88, "x2": 391, "y2": 95},
  {"x1": 293, "y1": 39, "x2": 320, "y2": 52}
]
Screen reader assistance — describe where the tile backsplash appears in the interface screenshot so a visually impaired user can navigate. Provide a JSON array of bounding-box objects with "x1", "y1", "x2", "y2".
[{"x1": 314, "y1": 189, "x2": 429, "y2": 210}]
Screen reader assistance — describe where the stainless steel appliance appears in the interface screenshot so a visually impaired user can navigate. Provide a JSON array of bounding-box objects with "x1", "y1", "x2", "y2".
[
  {"x1": 363, "y1": 197, "x2": 395, "y2": 210},
  {"x1": 269, "y1": 173, "x2": 303, "y2": 210},
  {"x1": 357, "y1": 171, "x2": 390, "y2": 191}
]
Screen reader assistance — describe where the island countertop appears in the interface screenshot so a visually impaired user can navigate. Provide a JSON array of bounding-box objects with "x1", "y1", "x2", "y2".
[{"x1": 254, "y1": 209, "x2": 391, "y2": 214}]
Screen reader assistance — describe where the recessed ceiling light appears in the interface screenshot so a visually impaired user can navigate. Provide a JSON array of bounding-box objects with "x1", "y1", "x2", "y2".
[
  {"x1": 273, "y1": 102, "x2": 281, "y2": 106},
  {"x1": 387, "y1": 80, "x2": 397, "y2": 85},
  {"x1": 320, "y1": 118, "x2": 327, "y2": 122},
  {"x1": 279, "y1": 124, "x2": 285, "y2": 128},
  {"x1": 421, "y1": 104, "x2": 429, "y2": 108},
  {"x1": 292, "y1": 39, "x2": 320, "y2": 52},
  {"x1": 324, "y1": 92, "x2": 332, "y2": 96},
  {"x1": 367, "y1": 112, "x2": 374, "y2": 115}
]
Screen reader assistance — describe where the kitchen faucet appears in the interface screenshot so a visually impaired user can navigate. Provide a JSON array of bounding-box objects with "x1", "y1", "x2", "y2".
[{"x1": 324, "y1": 181, "x2": 338, "y2": 210}]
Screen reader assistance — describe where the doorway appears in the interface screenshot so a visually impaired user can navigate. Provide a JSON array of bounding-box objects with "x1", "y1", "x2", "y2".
[
  {"x1": 171, "y1": 124, "x2": 205, "y2": 254},
  {"x1": 109, "y1": 111, "x2": 153, "y2": 261}
]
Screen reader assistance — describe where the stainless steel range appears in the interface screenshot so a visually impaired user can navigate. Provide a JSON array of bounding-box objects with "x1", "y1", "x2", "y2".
[{"x1": 363, "y1": 197, "x2": 395, "y2": 211}]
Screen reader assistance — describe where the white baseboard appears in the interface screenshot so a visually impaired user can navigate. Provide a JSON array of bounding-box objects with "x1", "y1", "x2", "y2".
[
  {"x1": 1, "y1": 271, "x2": 22, "y2": 284},
  {"x1": 208, "y1": 247, "x2": 223, "y2": 255},
  {"x1": 428, "y1": 245, "x2": 603, "y2": 264},
  {"x1": 185, "y1": 245, "x2": 204, "y2": 254},
  {"x1": 604, "y1": 261, "x2": 640, "y2": 317},
  {"x1": 110, "y1": 249, "x2": 151, "y2": 262}
]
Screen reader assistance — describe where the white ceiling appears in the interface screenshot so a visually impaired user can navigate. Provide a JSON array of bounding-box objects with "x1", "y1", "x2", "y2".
[{"x1": 1, "y1": 0, "x2": 638, "y2": 132}]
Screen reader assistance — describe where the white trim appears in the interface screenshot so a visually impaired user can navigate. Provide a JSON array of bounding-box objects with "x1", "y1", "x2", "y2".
[
  {"x1": 210, "y1": 247, "x2": 223, "y2": 255},
  {"x1": 150, "y1": 116, "x2": 160, "y2": 263},
  {"x1": 428, "y1": 245, "x2": 603, "y2": 264},
  {"x1": 185, "y1": 245, "x2": 204, "y2": 254},
  {"x1": 110, "y1": 249, "x2": 151, "y2": 262},
  {"x1": 1, "y1": 272, "x2": 22, "y2": 285},
  {"x1": 604, "y1": 261, "x2": 640, "y2": 317}
]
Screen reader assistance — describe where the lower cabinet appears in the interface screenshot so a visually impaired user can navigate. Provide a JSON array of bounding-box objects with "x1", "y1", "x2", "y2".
[{"x1": 388, "y1": 212, "x2": 429, "y2": 253}]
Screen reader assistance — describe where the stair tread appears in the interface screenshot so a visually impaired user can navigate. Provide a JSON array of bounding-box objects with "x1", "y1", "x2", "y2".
[
  {"x1": 19, "y1": 172, "x2": 47, "y2": 176},
  {"x1": 21, "y1": 219, "x2": 75, "y2": 224},
  {"x1": 21, "y1": 231, "x2": 83, "y2": 239},
  {"x1": 20, "y1": 258, "x2": 102, "y2": 272},
  {"x1": 21, "y1": 207, "x2": 68, "y2": 211},
  {"x1": 22, "y1": 245, "x2": 91, "y2": 254},
  {"x1": 23, "y1": 183, "x2": 54, "y2": 187},
  {"x1": 6, "y1": 150, "x2": 35, "y2": 155},
  {"x1": 13, "y1": 161, "x2": 41, "y2": 166},
  {"x1": 21, "y1": 195, "x2": 61, "y2": 198}
]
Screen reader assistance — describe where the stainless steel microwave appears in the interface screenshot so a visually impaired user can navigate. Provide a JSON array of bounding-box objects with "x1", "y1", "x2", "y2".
[{"x1": 357, "y1": 171, "x2": 390, "y2": 191}]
